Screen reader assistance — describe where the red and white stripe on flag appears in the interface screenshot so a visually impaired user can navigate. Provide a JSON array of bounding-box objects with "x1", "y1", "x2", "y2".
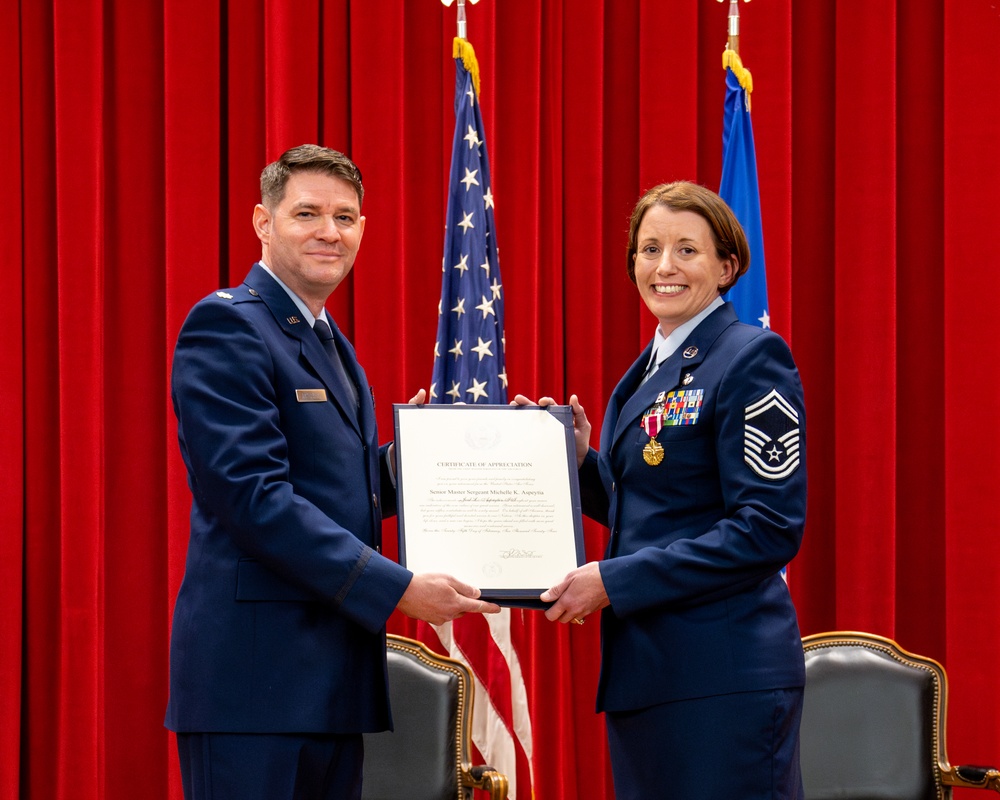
[{"x1": 426, "y1": 611, "x2": 534, "y2": 799}]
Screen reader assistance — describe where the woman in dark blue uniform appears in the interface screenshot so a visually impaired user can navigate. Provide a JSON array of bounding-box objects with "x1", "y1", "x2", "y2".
[{"x1": 529, "y1": 182, "x2": 807, "y2": 799}]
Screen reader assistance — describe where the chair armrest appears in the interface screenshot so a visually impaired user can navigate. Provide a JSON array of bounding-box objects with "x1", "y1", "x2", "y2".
[
  {"x1": 941, "y1": 763, "x2": 1000, "y2": 792},
  {"x1": 462, "y1": 763, "x2": 509, "y2": 800}
]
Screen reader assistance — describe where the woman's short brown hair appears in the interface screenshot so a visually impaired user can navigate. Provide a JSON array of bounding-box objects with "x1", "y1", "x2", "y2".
[{"x1": 625, "y1": 181, "x2": 750, "y2": 294}]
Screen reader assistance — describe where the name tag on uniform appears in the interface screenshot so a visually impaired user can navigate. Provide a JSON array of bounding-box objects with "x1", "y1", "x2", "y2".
[{"x1": 295, "y1": 389, "x2": 328, "y2": 403}]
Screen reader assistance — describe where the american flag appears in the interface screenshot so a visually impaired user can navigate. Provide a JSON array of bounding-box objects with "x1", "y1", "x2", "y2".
[
  {"x1": 425, "y1": 37, "x2": 533, "y2": 800},
  {"x1": 430, "y1": 46, "x2": 506, "y2": 405}
]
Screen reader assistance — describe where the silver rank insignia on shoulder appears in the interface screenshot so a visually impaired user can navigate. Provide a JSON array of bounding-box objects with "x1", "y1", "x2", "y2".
[
  {"x1": 216, "y1": 291, "x2": 234, "y2": 300},
  {"x1": 744, "y1": 389, "x2": 801, "y2": 480},
  {"x1": 286, "y1": 316, "x2": 301, "y2": 325}
]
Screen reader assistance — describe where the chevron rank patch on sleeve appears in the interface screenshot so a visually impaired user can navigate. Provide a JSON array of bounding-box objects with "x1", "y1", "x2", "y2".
[{"x1": 744, "y1": 388, "x2": 801, "y2": 480}]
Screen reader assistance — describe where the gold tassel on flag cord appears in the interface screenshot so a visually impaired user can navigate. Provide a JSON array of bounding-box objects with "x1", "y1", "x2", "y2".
[
  {"x1": 454, "y1": 38, "x2": 481, "y2": 98},
  {"x1": 722, "y1": 50, "x2": 753, "y2": 111}
]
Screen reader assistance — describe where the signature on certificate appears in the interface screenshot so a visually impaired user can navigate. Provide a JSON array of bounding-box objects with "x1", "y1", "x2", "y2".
[{"x1": 499, "y1": 548, "x2": 543, "y2": 559}]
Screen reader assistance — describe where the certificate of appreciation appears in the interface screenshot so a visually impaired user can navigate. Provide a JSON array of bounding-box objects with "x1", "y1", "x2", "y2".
[{"x1": 393, "y1": 404, "x2": 585, "y2": 606}]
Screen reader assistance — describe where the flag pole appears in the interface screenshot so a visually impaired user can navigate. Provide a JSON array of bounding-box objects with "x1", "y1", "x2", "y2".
[
  {"x1": 441, "y1": 0, "x2": 481, "y2": 41},
  {"x1": 727, "y1": 0, "x2": 741, "y2": 55},
  {"x1": 717, "y1": 0, "x2": 750, "y2": 55},
  {"x1": 720, "y1": 0, "x2": 752, "y2": 109}
]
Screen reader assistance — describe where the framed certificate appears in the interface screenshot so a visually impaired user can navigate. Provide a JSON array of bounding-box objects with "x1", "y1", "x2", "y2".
[{"x1": 393, "y1": 404, "x2": 585, "y2": 607}]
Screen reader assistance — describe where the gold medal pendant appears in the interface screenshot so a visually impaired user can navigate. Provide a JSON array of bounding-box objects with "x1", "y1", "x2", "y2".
[{"x1": 642, "y1": 437, "x2": 664, "y2": 466}]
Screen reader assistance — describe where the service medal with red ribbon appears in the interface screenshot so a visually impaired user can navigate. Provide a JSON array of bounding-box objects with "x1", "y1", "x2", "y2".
[{"x1": 641, "y1": 409, "x2": 665, "y2": 465}]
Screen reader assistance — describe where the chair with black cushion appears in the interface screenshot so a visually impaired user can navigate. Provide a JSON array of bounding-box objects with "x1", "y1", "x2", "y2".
[
  {"x1": 362, "y1": 634, "x2": 509, "y2": 800},
  {"x1": 801, "y1": 631, "x2": 1000, "y2": 799}
]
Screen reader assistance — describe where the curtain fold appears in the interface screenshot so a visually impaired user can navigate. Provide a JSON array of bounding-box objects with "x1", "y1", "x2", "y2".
[
  {"x1": 0, "y1": 0, "x2": 25, "y2": 796},
  {"x1": 163, "y1": 3, "x2": 223, "y2": 792},
  {"x1": 788, "y1": 0, "x2": 838, "y2": 633},
  {"x1": 7, "y1": 1, "x2": 1000, "y2": 797},
  {"x1": 895, "y1": 0, "x2": 946, "y2": 658},
  {"x1": 833, "y1": 2, "x2": 899, "y2": 631},
  {"x1": 104, "y1": 0, "x2": 169, "y2": 792},
  {"x1": 21, "y1": 1, "x2": 60, "y2": 793},
  {"x1": 56, "y1": 0, "x2": 106, "y2": 792},
  {"x1": 942, "y1": 1, "x2": 1000, "y2": 767}
]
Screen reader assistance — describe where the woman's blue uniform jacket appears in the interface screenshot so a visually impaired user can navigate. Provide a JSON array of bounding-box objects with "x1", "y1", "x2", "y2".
[{"x1": 579, "y1": 302, "x2": 807, "y2": 714}]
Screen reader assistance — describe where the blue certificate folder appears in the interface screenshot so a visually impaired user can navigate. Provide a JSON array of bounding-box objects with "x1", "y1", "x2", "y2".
[{"x1": 393, "y1": 404, "x2": 585, "y2": 609}]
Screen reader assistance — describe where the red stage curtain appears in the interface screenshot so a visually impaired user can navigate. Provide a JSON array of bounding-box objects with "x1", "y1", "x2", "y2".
[{"x1": 4, "y1": 1, "x2": 999, "y2": 798}]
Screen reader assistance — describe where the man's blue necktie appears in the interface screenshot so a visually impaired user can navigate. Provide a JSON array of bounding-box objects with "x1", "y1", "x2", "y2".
[{"x1": 313, "y1": 318, "x2": 359, "y2": 410}]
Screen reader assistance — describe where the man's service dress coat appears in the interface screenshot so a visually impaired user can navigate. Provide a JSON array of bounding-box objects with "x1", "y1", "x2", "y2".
[{"x1": 166, "y1": 263, "x2": 412, "y2": 735}]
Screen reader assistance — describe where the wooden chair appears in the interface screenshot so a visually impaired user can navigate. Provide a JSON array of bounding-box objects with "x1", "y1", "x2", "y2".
[
  {"x1": 362, "y1": 634, "x2": 508, "y2": 800},
  {"x1": 801, "y1": 631, "x2": 1000, "y2": 799}
]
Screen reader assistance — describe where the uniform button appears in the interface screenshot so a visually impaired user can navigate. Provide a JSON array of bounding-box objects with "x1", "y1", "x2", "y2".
[
  {"x1": 612, "y1": 482, "x2": 616, "y2": 492},
  {"x1": 372, "y1": 494, "x2": 378, "y2": 508}
]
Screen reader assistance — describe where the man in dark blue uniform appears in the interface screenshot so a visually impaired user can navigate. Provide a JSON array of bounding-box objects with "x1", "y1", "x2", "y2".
[{"x1": 165, "y1": 144, "x2": 498, "y2": 800}]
